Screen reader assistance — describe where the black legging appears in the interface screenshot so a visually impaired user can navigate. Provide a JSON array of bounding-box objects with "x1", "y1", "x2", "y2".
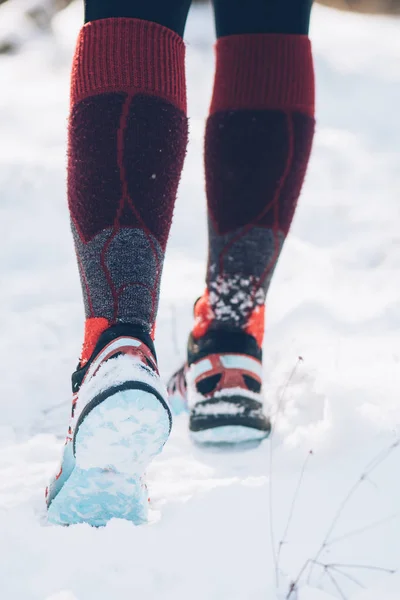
[
  {"x1": 214, "y1": 0, "x2": 313, "y2": 37},
  {"x1": 84, "y1": 0, "x2": 313, "y2": 38}
]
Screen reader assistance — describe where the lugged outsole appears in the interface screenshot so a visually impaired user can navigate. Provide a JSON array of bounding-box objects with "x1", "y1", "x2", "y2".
[
  {"x1": 47, "y1": 388, "x2": 171, "y2": 527},
  {"x1": 190, "y1": 425, "x2": 270, "y2": 446},
  {"x1": 189, "y1": 394, "x2": 271, "y2": 447}
]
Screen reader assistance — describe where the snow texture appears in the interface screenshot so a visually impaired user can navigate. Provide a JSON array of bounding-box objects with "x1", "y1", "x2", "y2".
[
  {"x1": 77, "y1": 353, "x2": 168, "y2": 422},
  {"x1": 1, "y1": 2, "x2": 400, "y2": 599},
  {"x1": 208, "y1": 273, "x2": 266, "y2": 325},
  {"x1": 47, "y1": 388, "x2": 170, "y2": 527}
]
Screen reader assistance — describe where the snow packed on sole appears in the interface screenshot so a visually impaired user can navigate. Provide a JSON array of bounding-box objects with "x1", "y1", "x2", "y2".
[
  {"x1": 190, "y1": 424, "x2": 270, "y2": 446},
  {"x1": 47, "y1": 388, "x2": 171, "y2": 527}
]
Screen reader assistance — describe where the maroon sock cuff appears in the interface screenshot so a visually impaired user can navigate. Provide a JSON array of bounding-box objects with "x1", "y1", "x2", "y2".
[
  {"x1": 71, "y1": 18, "x2": 187, "y2": 112},
  {"x1": 210, "y1": 34, "x2": 315, "y2": 117}
]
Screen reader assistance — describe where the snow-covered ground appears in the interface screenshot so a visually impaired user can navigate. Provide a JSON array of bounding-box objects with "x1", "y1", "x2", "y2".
[{"x1": 1, "y1": 2, "x2": 400, "y2": 599}]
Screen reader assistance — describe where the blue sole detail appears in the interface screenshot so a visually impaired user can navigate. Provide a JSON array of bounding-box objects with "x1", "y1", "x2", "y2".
[
  {"x1": 47, "y1": 388, "x2": 171, "y2": 527},
  {"x1": 169, "y1": 393, "x2": 188, "y2": 416},
  {"x1": 190, "y1": 425, "x2": 270, "y2": 446}
]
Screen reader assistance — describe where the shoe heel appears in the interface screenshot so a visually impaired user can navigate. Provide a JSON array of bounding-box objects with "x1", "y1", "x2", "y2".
[
  {"x1": 47, "y1": 384, "x2": 171, "y2": 526},
  {"x1": 189, "y1": 395, "x2": 271, "y2": 446}
]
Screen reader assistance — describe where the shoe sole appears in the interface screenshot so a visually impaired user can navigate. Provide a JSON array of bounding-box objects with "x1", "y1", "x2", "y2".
[
  {"x1": 189, "y1": 394, "x2": 271, "y2": 446},
  {"x1": 190, "y1": 425, "x2": 270, "y2": 446},
  {"x1": 47, "y1": 386, "x2": 171, "y2": 527}
]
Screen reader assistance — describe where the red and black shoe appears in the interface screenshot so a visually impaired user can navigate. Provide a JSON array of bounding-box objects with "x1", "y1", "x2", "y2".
[{"x1": 168, "y1": 297, "x2": 271, "y2": 445}]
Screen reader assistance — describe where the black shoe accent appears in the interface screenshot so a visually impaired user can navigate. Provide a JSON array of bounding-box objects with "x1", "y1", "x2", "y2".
[
  {"x1": 73, "y1": 380, "x2": 172, "y2": 455},
  {"x1": 72, "y1": 323, "x2": 156, "y2": 394},
  {"x1": 187, "y1": 330, "x2": 262, "y2": 366},
  {"x1": 189, "y1": 396, "x2": 271, "y2": 434},
  {"x1": 196, "y1": 374, "x2": 222, "y2": 395},
  {"x1": 243, "y1": 375, "x2": 262, "y2": 394}
]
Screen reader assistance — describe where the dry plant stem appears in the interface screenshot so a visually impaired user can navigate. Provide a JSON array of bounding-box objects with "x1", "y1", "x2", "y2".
[
  {"x1": 312, "y1": 561, "x2": 365, "y2": 589},
  {"x1": 269, "y1": 357, "x2": 305, "y2": 588},
  {"x1": 276, "y1": 450, "x2": 314, "y2": 585},
  {"x1": 287, "y1": 440, "x2": 400, "y2": 597},
  {"x1": 275, "y1": 357, "x2": 304, "y2": 418},
  {"x1": 328, "y1": 565, "x2": 365, "y2": 589},
  {"x1": 331, "y1": 563, "x2": 396, "y2": 574},
  {"x1": 328, "y1": 512, "x2": 400, "y2": 546},
  {"x1": 307, "y1": 439, "x2": 400, "y2": 583},
  {"x1": 324, "y1": 568, "x2": 347, "y2": 600}
]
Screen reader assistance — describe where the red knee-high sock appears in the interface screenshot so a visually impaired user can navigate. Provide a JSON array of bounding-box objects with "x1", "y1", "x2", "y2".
[
  {"x1": 67, "y1": 19, "x2": 188, "y2": 364},
  {"x1": 194, "y1": 34, "x2": 315, "y2": 347}
]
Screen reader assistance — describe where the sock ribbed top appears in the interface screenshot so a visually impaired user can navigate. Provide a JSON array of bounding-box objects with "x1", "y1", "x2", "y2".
[
  {"x1": 71, "y1": 18, "x2": 187, "y2": 112},
  {"x1": 210, "y1": 34, "x2": 315, "y2": 116}
]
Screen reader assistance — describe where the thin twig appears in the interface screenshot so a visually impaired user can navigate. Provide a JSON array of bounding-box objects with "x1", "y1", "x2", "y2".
[
  {"x1": 327, "y1": 512, "x2": 400, "y2": 546},
  {"x1": 286, "y1": 560, "x2": 311, "y2": 599},
  {"x1": 324, "y1": 567, "x2": 348, "y2": 600},
  {"x1": 307, "y1": 438, "x2": 400, "y2": 583},
  {"x1": 331, "y1": 563, "x2": 396, "y2": 574},
  {"x1": 363, "y1": 441, "x2": 399, "y2": 472},
  {"x1": 286, "y1": 581, "x2": 298, "y2": 600},
  {"x1": 329, "y1": 565, "x2": 365, "y2": 589},
  {"x1": 312, "y1": 561, "x2": 349, "y2": 597},
  {"x1": 286, "y1": 440, "x2": 399, "y2": 597},
  {"x1": 277, "y1": 450, "x2": 314, "y2": 579},
  {"x1": 269, "y1": 443, "x2": 278, "y2": 586},
  {"x1": 274, "y1": 357, "x2": 304, "y2": 418},
  {"x1": 296, "y1": 552, "x2": 395, "y2": 598},
  {"x1": 270, "y1": 357, "x2": 304, "y2": 588}
]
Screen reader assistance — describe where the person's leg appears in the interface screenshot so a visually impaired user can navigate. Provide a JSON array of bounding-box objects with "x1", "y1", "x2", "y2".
[
  {"x1": 170, "y1": 0, "x2": 315, "y2": 443},
  {"x1": 84, "y1": 0, "x2": 192, "y2": 35},
  {"x1": 72, "y1": 0, "x2": 191, "y2": 363},
  {"x1": 47, "y1": 0, "x2": 192, "y2": 526},
  {"x1": 202, "y1": 0, "x2": 314, "y2": 338},
  {"x1": 213, "y1": 0, "x2": 313, "y2": 37}
]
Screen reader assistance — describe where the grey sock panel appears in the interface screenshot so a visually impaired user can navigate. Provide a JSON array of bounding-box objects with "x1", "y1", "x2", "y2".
[{"x1": 207, "y1": 222, "x2": 284, "y2": 330}]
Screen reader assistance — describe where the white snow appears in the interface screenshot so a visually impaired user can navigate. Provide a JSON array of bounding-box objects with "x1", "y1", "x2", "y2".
[
  {"x1": 78, "y1": 353, "x2": 168, "y2": 420},
  {"x1": 1, "y1": 2, "x2": 400, "y2": 599}
]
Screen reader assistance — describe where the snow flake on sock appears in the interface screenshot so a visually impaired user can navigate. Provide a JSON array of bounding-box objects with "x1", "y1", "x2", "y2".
[{"x1": 208, "y1": 273, "x2": 265, "y2": 326}]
